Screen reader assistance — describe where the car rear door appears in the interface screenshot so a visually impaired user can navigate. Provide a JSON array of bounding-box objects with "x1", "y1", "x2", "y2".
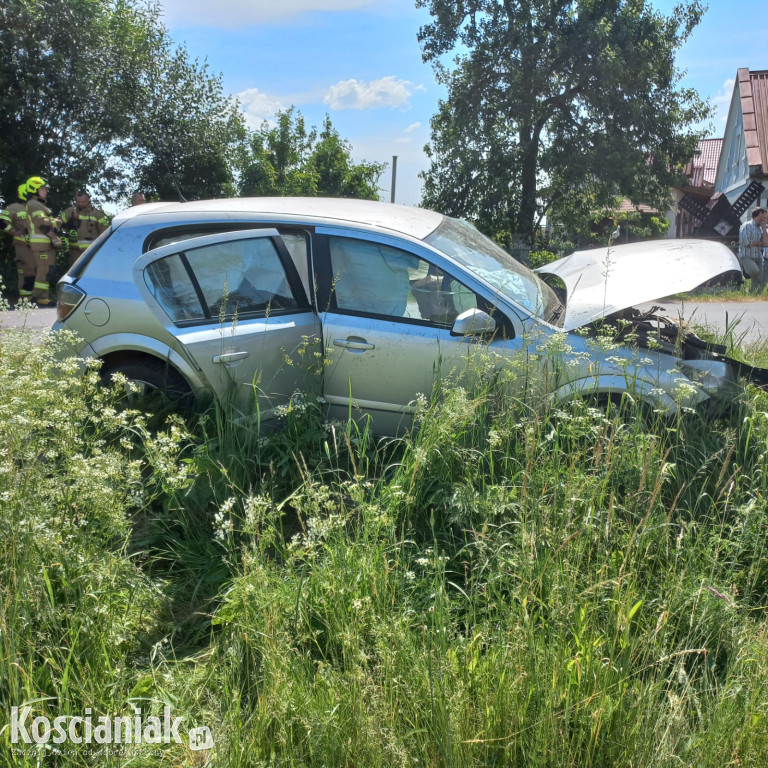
[{"x1": 135, "y1": 228, "x2": 319, "y2": 421}]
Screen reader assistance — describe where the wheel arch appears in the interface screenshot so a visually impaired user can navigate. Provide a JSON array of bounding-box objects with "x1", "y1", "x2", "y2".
[
  {"x1": 88, "y1": 334, "x2": 207, "y2": 396},
  {"x1": 550, "y1": 374, "x2": 682, "y2": 417}
]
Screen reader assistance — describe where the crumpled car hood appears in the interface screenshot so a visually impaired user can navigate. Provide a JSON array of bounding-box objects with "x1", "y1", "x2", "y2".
[{"x1": 536, "y1": 239, "x2": 741, "y2": 331}]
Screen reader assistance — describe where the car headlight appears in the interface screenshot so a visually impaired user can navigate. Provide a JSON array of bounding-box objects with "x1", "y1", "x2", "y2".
[{"x1": 677, "y1": 359, "x2": 736, "y2": 396}]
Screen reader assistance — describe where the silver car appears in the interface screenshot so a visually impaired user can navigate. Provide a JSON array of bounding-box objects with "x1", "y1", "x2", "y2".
[{"x1": 53, "y1": 198, "x2": 761, "y2": 432}]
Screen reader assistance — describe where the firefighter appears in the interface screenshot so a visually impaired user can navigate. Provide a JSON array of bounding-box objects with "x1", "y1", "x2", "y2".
[
  {"x1": 60, "y1": 190, "x2": 109, "y2": 267},
  {"x1": 0, "y1": 184, "x2": 35, "y2": 299},
  {"x1": 25, "y1": 176, "x2": 62, "y2": 306}
]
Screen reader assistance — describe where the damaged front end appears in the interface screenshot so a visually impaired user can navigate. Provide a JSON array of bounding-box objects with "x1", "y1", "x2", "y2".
[{"x1": 591, "y1": 305, "x2": 768, "y2": 408}]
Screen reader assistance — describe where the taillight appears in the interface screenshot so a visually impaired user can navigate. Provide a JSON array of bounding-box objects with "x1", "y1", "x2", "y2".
[{"x1": 57, "y1": 283, "x2": 87, "y2": 322}]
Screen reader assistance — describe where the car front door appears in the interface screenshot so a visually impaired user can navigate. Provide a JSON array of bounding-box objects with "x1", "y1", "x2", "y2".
[
  {"x1": 135, "y1": 228, "x2": 320, "y2": 421},
  {"x1": 313, "y1": 228, "x2": 520, "y2": 434}
]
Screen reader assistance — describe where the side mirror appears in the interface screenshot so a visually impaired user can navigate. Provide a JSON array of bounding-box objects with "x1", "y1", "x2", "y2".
[{"x1": 451, "y1": 308, "x2": 496, "y2": 337}]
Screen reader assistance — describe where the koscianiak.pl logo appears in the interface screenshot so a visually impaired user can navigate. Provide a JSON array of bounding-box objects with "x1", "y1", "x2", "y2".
[{"x1": 7, "y1": 705, "x2": 214, "y2": 752}]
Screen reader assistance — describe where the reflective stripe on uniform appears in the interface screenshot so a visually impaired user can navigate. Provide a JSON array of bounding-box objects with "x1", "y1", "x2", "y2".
[{"x1": 34, "y1": 281, "x2": 49, "y2": 291}]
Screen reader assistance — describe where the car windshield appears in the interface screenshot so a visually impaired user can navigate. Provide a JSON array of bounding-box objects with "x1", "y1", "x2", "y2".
[{"x1": 424, "y1": 217, "x2": 563, "y2": 325}]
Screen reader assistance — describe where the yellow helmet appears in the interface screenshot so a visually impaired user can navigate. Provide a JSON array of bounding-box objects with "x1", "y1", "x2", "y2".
[
  {"x1": 17, "y1": 183, "x2": 27, "y2": 202},
  {"x1": 25, "y1": 176, "x2": 47, "y2": 196}
]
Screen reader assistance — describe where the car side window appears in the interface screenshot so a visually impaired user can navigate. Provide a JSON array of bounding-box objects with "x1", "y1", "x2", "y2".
[
  {"x1": 145, "y1": 254, "x2": 204, "y2": 323},
  {"x1": 148, "y1": 226, "x2": 312, "y2": 307},
  {"x1": 328, "y1": 236, "x2": 478, "y2": 326},
  {"x1": 145, "y1": 237, "x2": 299, "y2": 323},
  {"x1": 187, "y1": 239, "x2": 297, "y2": 317},
  {"x1": 280, "y1": 232, "x2": 311, "y2": 301}
]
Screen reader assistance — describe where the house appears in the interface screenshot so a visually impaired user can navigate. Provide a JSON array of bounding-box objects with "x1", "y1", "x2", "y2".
[
  {"x1": 674, "y1": 68, "x2": 767, "y2": 244},
  {"x1": 715, "y1": 68, "x2": 768, "y2": 204},
  {"x1": 673, "y1": 137, "x2": 722, "y2": 238}
]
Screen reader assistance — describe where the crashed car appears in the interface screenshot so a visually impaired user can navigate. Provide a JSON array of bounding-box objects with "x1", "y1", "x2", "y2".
[{"x1": 52, "y1": 198, "x2": 766, "y2": 432}]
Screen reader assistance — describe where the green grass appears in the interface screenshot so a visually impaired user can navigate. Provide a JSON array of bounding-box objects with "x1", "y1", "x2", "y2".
[
  {"x1": 674, "y1": 282, "x2": 765, "y2": 302},
  {"x1": 3, "y1": 322, "x2": 768, "y2": 766}
]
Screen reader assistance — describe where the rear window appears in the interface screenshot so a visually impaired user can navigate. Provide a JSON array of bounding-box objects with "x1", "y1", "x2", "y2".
[{"x1": 66, "y1": 226, "x2": 114, "y2": 279}]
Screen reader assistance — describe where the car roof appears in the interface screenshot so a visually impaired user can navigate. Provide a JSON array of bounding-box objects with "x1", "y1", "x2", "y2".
[{"x1": 112, "y1": 197, "x2": 445, "y2": 241}]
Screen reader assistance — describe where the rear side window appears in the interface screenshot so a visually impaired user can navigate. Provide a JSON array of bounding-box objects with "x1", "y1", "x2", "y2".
[
  {"x1": 148, "y1": 226, "x2": 312, "y2": 303},
  {"x1": 145, "y1": 236, "x2": 299, "y2": 324}
]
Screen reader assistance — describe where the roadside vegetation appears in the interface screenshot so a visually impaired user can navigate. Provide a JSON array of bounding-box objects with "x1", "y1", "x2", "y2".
[
  {"x1": 3, "y1": 313, "x2": 768, "y2": 767},
  {"x1": 676, "y1": 283, "x2": 765, "y2": 302}
]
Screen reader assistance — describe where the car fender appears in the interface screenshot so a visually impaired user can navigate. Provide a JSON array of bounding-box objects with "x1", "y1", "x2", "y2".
[
  {"x1": 86, "y1": 333, "x2": 208, "y2": 393},
  {"x1": 549, "y1": 373, "x2": 706, "y2": 416}
]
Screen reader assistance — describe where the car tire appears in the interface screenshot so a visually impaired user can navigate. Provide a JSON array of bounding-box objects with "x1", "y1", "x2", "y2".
[{"x1": 100, "y1": 357, "x2": 193, "y2": 417}]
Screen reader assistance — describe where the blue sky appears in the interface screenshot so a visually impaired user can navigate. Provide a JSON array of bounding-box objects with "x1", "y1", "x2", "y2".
[{"x1": 157, "y1": 0, "x2": 768, "y2": 206}]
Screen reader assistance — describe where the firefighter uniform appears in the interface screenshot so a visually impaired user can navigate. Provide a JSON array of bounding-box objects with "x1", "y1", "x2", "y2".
[
  {"x1": 0, "y1": 185, "x2": 35, "y2": 297},
  {"x1": 60, "y1": 196, "x2": 109, "y2": 267},
  {"x1": 25, "y1": 177, "x2": 61, "y2": 305}
]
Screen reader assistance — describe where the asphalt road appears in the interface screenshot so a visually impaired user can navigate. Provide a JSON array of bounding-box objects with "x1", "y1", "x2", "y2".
[
  {"x1": 3, "y1": 299, "x2": 768, "y2": 347},
  {"x1": 636, "y1": 299, "x2": 768, "y2": 347},
  {"x1": 0, "y1": 302, "x2": 59, "y2": 332}
]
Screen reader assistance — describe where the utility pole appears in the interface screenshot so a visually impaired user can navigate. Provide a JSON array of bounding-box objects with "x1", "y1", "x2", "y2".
[{"x1": 390, "y1": 156, "x2": 398, "y2": 204}]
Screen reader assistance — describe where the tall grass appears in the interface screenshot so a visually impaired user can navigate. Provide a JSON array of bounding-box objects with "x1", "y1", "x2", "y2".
[{"x1": 2, "y1": 321, "x2": 768, "y2": 766}]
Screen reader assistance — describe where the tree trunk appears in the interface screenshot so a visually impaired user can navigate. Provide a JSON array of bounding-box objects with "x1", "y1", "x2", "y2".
[{"x1": 517, "y1": 125, "x2": 539, "y2": 244}]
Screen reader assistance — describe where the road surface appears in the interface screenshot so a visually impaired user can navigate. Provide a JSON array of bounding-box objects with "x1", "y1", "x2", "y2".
[
  {"x1": 636, "y1": 299, "x2": 768, "y2": 347},
  {"x1": 0, "y1": 302, "x2": 58, "y2": 333}
]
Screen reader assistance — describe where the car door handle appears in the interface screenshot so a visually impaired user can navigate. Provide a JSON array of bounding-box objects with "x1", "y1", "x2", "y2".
[
  {"x1": 333, "y1": 338, "x2": 375, "y2": 351},
  {"x1": 213, "y1": 350, "x2": 250, "y2": 364}
]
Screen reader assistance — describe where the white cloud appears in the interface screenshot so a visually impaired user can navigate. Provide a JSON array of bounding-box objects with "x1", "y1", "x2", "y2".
[
  {"x1": 236, "y1": 88, "x2": 286, "y2": 128},
  {"x1": 159, "y1": 0, "x2": 382, "y2": 26},
  {"x1": 324, "y1": 77, "x2": 423, "y2": 110},
  {"x1": 393, "y1": 123, "x2": 423, "y2": 144}
]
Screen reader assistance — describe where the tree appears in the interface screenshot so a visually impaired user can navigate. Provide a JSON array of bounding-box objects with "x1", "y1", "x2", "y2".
[
  {"x1": 0, "y1": 0, "x2": 160, "y2": 209},
  {"x1": 239, "y1": 109, "x2": 319, "y2": 197},
  {"x1": 130, "y1": 46, "x2": 246, "y2": 201},
  {"x1": 0, "y1": 0, "x2": 244, "y2": 209},
  {"x1": 417, "y1": 0, "x2": 711, "y2": 248},
  {"x1": 238, "y1": 108, "x2": 384, "y2": 200},
  {"x1": 313, "y1": 116, "x2": 385, "y2": 199}
]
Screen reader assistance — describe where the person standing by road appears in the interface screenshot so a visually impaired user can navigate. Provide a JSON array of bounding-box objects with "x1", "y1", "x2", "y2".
[
  {"x1": 60, "y1": 190, "x2": 109, "y2": 267},
  {"x1": 738, "y1": 207, "x2": 768, "y2": 295},
  {"x1": 131, "y1": 191, "x2": 146, "y2": 206},
  {"x1": 25, "y1": 176, "x2": 62, "y2": 306},
  {"x1": 0, "y1": 183, "x2": 35, "y2": 299}
]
